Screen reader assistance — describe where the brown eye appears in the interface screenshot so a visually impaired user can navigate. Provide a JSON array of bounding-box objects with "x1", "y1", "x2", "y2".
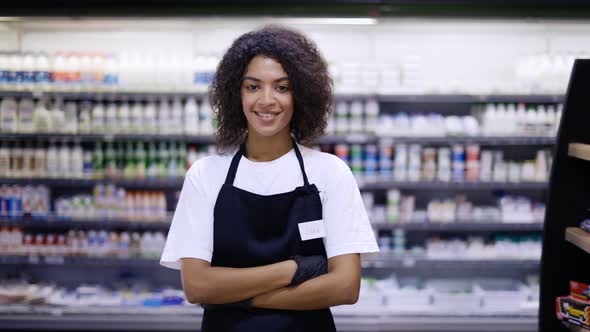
[
  {"x1": 245, "y1": 84, "x2": 258, "y2": 91},
  {"x1": 276, "y1": 85, "x2": 289, "y2": 92}
]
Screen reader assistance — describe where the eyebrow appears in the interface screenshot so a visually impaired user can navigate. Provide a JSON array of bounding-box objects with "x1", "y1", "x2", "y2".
[{"x1": 242, "y1": 76, "x2": 289, "y2": 83}]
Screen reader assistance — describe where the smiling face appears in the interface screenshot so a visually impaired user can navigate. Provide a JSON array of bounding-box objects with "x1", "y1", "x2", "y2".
[{"x1": 241, "y1": 55, "x2": 294, "y2": 141}]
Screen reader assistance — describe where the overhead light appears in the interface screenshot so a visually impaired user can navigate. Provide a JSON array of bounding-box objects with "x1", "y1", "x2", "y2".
[{"x1": 278, "y1": 18, "x2": 377, "y2": 25}]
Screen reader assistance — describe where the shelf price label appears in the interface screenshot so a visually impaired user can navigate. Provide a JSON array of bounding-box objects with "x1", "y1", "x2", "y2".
[{"x1": 44, "y1": 256, "x2": 65, "y2": 265}]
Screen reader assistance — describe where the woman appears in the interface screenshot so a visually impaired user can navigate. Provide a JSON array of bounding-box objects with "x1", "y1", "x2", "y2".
[{"x1": 160, "y1": 25, "x2": 379, "y2": 331}]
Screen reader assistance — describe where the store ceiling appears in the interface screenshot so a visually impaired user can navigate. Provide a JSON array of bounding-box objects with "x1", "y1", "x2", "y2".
[{"x1": 1, "y1": 0, "x2": 590, "y2": 18}]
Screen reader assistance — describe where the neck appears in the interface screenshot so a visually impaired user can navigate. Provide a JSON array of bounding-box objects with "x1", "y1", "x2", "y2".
[{"x1": 245, "y1": 129, "x2": 293, "y2": 162}]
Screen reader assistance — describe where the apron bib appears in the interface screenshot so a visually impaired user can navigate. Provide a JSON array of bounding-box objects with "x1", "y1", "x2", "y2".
[{"x1": 201, "y1": 141, "x2": 336, "y2": 332}]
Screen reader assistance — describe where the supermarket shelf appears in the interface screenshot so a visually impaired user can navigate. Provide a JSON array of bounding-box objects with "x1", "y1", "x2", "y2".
[
  {"x1": 0, "y1": 88, "x2": 564, "y2": 104},
  {"x1": 378, "y1": 135, "x2": 556, "y2": 145},
  {"x1": 0, "y1": 177, "x2": 547, "y2": 191},
  {"x1": 0, "y1": 256, "x2": 159, "y2": 267},
  {"x1": 359, "y1": 180, "x2": 547, "y2": 191},
  {"x1": 361, "y1": 254, "x2": 540, "y2": 270},
  {"x1": 0, "y1": 310, "x2": 538, "y2": 331},
  {"x1": 0, "y1": 133, "x2": 216, "y2": 144},
  {"x1": 0, "y1": 255, "x2": 540, "y2": 271},
  {"x1": 0, "y1": 218, "x2": 544, "y2": 232},
  {"x1": 0, "y1": 217, "x2": 171, "y2": 231},
  {"x1": 0, "y1": 177, "x2": 184, "y2": 189},
  {"x1": 371, "y1": 221, "x2": 544, "y2": 232},
  {"x1": 565, "y1": 227, "x2": 590, "y2": 254},
  {"x1": 0, "y1": 133, "x2": 555, "y2": 146},
  {"x1": 377, "y1": 93, "x2": 564, "y2": 103},
  {"x1": 568, "y1": 143, "x2": 590, "y2": 161},
  {"x1": 0, "y1": 88, "x2": 208, "y2": 100}
]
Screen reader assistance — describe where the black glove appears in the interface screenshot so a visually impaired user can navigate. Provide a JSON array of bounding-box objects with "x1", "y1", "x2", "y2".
[
  {"x1": 201, "y1": 298, "x2": 252, "y2": 311},
  {"x1": 289, "y1": 255, "x2": 328, "y2": 286}
]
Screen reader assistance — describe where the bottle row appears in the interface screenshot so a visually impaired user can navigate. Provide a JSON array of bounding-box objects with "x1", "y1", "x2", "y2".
[
  {"x1": 377, "y1": 103, "x2": 562, "y2": 138},
  {"x1": 0, "y1": 141, "x2": 214, "y2": 180},
  {"x1": 0, "y1": 97, "x2": 215, "y2": 136},
  {"x1": 0, "y1": 52, "x2": 217, "y2": 91},
  {"x1": 325, "y1": 143, "x2": 551, "y2": 183},
  {"x1": 0, "y1": 282, "x2": 187, "y2": 308},
  {"x1": 0, "y1": 229, "x2": 166, "y2": 259},
  {"x1": 363, "y1": 190, "x2": 545, "y2": 224},
  {"x1": 0, "y1": 97, "x2": 565, "y2": 139},
  {"x1": 377, "y1": 230, "x2": 541, "y2": 260},
  {"x1": 56, "y1": 185, "x2": 168, "y2": 222}
]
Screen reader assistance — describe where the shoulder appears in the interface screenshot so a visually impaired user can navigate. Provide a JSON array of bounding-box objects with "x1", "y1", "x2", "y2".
[{"x1": 185, "y1": 149, "x2": 236, "y2": 190}]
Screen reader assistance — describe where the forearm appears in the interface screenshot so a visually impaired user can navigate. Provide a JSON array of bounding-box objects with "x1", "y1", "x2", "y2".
[
  {"x1": 181, "y1": 259, "x2": 296, "y2": 305},
  {"x1": 251, "y1": 270, "x2": 358, "y2": 310}
]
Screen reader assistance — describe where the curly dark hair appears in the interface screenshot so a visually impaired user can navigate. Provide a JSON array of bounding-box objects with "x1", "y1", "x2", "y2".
[{"x1": 209, "y1": 25, "x2": 333, "y2": 152}]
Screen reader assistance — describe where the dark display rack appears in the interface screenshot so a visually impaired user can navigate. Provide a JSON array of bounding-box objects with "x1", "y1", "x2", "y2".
[{"x1": 539, "y1": 59, "x2": 590, "y2": 331}]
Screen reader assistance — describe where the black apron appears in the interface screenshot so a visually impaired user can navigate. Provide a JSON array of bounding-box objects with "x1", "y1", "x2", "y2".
[{"x1": 201, "y1": 141, "x2": 337, "y2": 332}]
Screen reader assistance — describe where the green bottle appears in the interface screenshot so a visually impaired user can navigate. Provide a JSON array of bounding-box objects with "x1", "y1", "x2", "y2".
[
  {"x1": 168, "y1": 142, "x2": 178, "y2": 178},
  {"x1": 177, "y1": 142, "x2": 187, "y2": 177},
  {"x1": 124, "y1": 141, "x2": 136, "y2": 179},
  {"x1": 135, "y1": 141, "x2": 146, "y2": 179},
  {"x1": 116, "y1": 142, "x2": 125, "y2": 178},
  {"x1": 146, "y1": 142, "x2": 157, "y2": 179},
  {"x1": 104, "y1": 142, "x2": 117, "y2": 179},
  {"x1": 92, "y1": 142, "x2": 104, "y2": 179},
  {"x1": 158, "y1": 141, "x2": 168, "y2": 178}
]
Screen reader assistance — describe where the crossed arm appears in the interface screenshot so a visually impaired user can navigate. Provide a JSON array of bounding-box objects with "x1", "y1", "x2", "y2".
[{"x1": 180, "y1": 253, "x2": 360, "y2": 310}]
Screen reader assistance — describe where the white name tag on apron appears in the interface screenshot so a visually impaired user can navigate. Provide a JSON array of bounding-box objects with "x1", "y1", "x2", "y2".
[{"x1": 298, "y1": 219, "x2": 326, "y2": 241}]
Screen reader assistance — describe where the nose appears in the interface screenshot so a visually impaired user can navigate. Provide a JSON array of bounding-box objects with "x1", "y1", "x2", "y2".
[{"x1": 258, "y1": 86, "x2": 276, "y2": 107}]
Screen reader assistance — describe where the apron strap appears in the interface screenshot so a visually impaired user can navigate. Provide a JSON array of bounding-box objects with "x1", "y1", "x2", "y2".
[
  {"x1": 223, "y1": 139, "x2": 310, "y2": 187},
  {"x1": 292, "y1": 142, "x2": 310, "y2": 187},
  {"x1": 224, "y1": 144, "x2": 245, "y2": 185}
]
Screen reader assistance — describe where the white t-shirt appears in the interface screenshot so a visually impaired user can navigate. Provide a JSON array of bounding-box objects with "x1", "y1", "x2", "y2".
[{"x1": 160, "y1": 143, "x2": 379, "y2": 270}]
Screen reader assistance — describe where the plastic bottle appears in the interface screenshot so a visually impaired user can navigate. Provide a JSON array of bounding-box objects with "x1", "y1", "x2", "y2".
[
  {"x1": 71, "y1": 142, "x2": 84, "y2": 178},
  {"x1": 46, "y1": 141, "x2": 59, "y2": 178},
  {"x1": 10, "y1": 143, "x2": 24, "y2": 178},
  {"x1": 130, "y1": 101, "x2": 143, "y2": 134},
  {"x1": 199, "y1": 99, "x2": 214, "y2": 135},
  {"x1": 0, "y1": 97, "x2": 18, "y2": 133},
  {"x1": 22, "y1": 142, "x2": 34, "y2": 178},
  {"x1": 124, "y1": 142, "x2": 135, "y2": 179},
  {"x1": 8, "y1": 53, "x2": 22, "y2": 86},
  {"x1": 0, "y1": 142, "x2": 10, "y2": 177},
  {"x1": 34, "y1": 53, "x2": 51, "y2": 88},
  {"x1": 117, "y1": 102, "x2": 130, "y2": 134},
  {"x1": 158, "y1": 142, "x2": 168, "y2": 177},
  {"x1": 0, "y1": 53, "x2": 8, "y2": 87},
  {"x1": 17, "y1": 98, "x2": 35, "y2": 133},
  {"x1": 58, "y1": 141, "x2": 70, "y2": 178},
  {"x1": 32, "y1": 100, "x2": 51, "y2": 133},
  {"x1": 82, "y1": 151, "x2": 93, "y2": 179},
  {"x1": 349, "y1": 100, "x2": 363, "y2": 133},
  {"x1": 91, "y1": 102, "x2": 105, "y2": 133},
  {"x1": 21, "y1": 53, "x2": 35, "y2": 89},
  {"x1": 50, "y1": 99, "x2": 66, "y2": 133},
  {"x1": 168, "y1": 142, "x2": 178, "y2": 178},
  {"x1": 66, "y1": 53, "x2": 81, "y2": 88},
  {"x1": 171, "y1": 97, "x2": 183, "y2": 135},
  {"x1": 177, "y1": 142, "x2": 187, "y2": 176},
  {"x1": 33, "y1": 142, "x2": 46, "y2": 178},
  {"x1": 104, "y1": 102, "x2": 118, "y2": 134},
  {"x1": 145, "y1": 102, "x2": 162, "y2": 134},
  {"x1": 104, "y1": 55, "x2": 119, "y2": 86},
  {"x1": 157, "y1": 99, "x2": 170, "y2": 135},
  {"x1": 91, "y1": 54, "x2": 105, "y2": 85},
  {"x1": 63, "y1": 101, "x2": 78, "y2": 134},
  {"x1": 79, "y1": 54, "x2": 93, "y2": 88},
  {"x1": 78, "y1": 101, "x2": 92, "y2": 134},
  {"x1": 135, "y1": 142, "x2": 146, "y2": 179},
  {"x1": 104, "y1": 142, "x2": 117, "y2": 179},
  {"x1": 364, "y1": 99, "x2": 379, "y2": 134},
  {"x1": 183, "y1": 97, "x2": 199, "y2": 135},
  {"x1": 146, "y1": 142, "x2": 158, "y2": 178},
  {"x1": 92, "y1": 142, "x2": 104, "y2": 179},
  {"x1": 335, "y1": 101, "x2": 349, "y2": 134}
]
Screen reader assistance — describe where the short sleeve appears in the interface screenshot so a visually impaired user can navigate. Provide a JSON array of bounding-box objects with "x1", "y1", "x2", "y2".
[
  {"x1": 322, "y1": 166, "x2": 380, "y2": 258},
  {"x1": 160, "y1": 163, "x2": 214, "y2": 270}
]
